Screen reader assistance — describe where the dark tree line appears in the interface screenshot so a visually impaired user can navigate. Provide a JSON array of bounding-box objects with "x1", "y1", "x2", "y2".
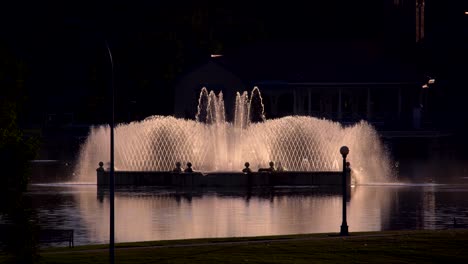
[{"x1": 0, "y1": 41, "x2": 40, "y2": 263}]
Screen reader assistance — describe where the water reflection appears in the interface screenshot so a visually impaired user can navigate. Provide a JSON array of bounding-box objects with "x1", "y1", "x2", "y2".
[
  {"x1": 29, "y1": 184, "x2": 468, "y2": 245},
  {"x1": 88, "y1": 187, "x2": 352, "y2": 243}
]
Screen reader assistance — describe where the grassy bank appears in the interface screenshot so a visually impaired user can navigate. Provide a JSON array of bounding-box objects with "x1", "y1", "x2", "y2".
[{"x1": 5, "y1": 229, "x2": 468, "y2": 263}]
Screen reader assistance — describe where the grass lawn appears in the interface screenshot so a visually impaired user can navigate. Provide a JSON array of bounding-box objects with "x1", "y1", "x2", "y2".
[{"x1": 3, "y1": 229, "x2": 468, "y2": 263}]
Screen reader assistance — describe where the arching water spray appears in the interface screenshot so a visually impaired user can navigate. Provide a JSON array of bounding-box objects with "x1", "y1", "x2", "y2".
[
  {"x1": 76, "y1": 88, "x2": 393, "y2": 184},
  {"x1": 249, "y1": 86, "x2": 266, "y2": 123},
  {"x1": 195, "y1": 87, "x2": 209, "y2": 123}
]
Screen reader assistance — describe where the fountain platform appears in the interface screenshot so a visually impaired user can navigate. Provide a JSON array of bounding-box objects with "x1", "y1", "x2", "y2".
[{"x1": 96, "y1": 170, "x2": 349, "y2": 187}]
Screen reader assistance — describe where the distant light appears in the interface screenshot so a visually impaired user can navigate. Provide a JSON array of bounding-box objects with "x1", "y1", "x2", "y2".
[
  {"x1": 465, "y1": 11, "x2": 468, "y2": 15},
  {"x1": 428, "y1": 78, "x2": 435, "y2": 84},
  {"x1": 422, "y1": 84, "x2": 429, "y2": 89},
  {"x1": 211, "y1": 54, "x2": 223, "y2": 58}
]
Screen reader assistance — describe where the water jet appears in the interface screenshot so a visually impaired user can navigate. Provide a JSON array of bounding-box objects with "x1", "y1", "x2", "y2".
[{"x1": 76, "y1": 87, "x2": 392, "y2": 185}]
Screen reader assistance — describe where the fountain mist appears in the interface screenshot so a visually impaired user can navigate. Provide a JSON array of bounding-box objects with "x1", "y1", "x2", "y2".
[{"x1": 75, "y1": 87, "x2": 393, "y2": 183}]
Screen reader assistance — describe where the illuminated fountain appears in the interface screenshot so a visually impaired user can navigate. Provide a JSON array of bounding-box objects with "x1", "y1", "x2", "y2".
[{"x1": 76, "y1": 87, "x2": 392, "y2": 183}]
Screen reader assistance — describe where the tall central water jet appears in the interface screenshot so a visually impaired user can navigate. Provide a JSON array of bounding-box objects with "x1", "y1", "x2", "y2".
[{"x1": 76, "y1": 87, "x2": 392, "y2": 183}]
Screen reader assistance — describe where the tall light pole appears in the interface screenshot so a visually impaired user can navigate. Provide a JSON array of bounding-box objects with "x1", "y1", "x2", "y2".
[
  {"x1": 339, "y1": 146, "x2": 349, "y2": 236},
  {"x1": 105, "y1": 40, "x2": 115, "y2": 264}
]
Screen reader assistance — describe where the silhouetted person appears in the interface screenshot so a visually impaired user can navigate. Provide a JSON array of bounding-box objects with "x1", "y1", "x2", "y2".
[
  {"x1": 173, "y1": 162, "x2": 182, "y2": 173},
  {"x1": 184, "y1": 162, "x2": 193, "y2": 173},
  {"x1": 244, "y1": 162, "x2": 254, "y2": 189},
  {"x1": 268, "y1": 161, "x2": 275, "y2": 172},
  {"x1": 242, "y1": 162, "x2": 252, "y2": 174},
  {"x1": 96, "y1": 161, "x2": 105, "y2": 172},
  {"x1": 345, "y1": 162, "x2": 351, "y2": 176},
  {"x1": 258, "y1": 161, "x2": 276, "y2": 172}
]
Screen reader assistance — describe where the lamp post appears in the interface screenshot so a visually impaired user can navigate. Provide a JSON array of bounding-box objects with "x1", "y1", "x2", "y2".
[
  {"x1": 339, "y1": 146, "x2": 349, "y2": 236},
  {"x1": 105, "y1": 40, "x2": 115, "y2": 264}
]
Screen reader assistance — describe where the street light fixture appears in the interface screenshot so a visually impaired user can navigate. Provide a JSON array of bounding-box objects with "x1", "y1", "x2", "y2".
[
  {"x1": 422, "y1": 77, "x2": 435, "y2": 89},
  {"x1": 339, "y1": 146, "x2": 349, "y2": 236}
]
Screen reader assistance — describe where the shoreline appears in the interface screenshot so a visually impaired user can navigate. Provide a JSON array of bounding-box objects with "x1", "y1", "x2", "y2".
[{"x1": 41, "y1": 229, "x2": 468, "y2": 251}]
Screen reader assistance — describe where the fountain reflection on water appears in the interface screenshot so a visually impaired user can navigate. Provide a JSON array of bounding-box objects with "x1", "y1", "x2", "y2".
[
  {"x1": 32, "y1": 182, "x2": 467, "y2": 245},
  {"x1": 52, "y1": 185, "x2": 386, "y2": 244},
  {"x1": 76, "y1": 87, "x2": 392, "y2": 183}
]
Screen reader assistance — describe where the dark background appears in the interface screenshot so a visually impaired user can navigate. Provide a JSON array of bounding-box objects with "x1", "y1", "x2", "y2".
[{"x1": 1, "y1": 0, "x2": 468, "y2": 159}]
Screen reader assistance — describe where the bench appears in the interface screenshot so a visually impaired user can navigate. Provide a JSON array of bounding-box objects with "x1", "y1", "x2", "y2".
[
  {"x1": 0, "y1": 226, "x2": 74, "y2": 248},
  {"x1": 258, "y1": 168, "x2": 274, "y2": 173},
  {"x1": 38, "y1": 229, "x2": 74, "y2": 248}
]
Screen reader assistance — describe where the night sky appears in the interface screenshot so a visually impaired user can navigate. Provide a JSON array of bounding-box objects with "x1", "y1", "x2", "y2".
[{"x1": 1, "y1": 1, "x2": 468, "y2": 129}]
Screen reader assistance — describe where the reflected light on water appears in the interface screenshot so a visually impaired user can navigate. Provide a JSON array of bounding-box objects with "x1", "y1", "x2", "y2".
[
  {"x1": 73, "y1": 186, "x2": 390, "y2": 244},
  {"x1": 30, "y1": 183, "x2": 468, "y2": 245}
]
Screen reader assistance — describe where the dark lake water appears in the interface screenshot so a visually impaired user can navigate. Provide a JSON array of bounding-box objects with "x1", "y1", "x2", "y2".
[{"x1": 28, "y1": 182, "x2": 468, "y2": 245}]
